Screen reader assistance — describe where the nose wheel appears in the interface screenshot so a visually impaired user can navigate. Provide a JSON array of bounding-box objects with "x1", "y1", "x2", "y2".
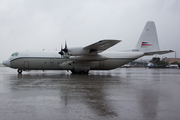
[{"x1": 17, "y1": 69, "x2": 22, "y2": 74}]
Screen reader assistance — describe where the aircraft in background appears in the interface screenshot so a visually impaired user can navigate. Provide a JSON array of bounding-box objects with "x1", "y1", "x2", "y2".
[{"x1": 3, "y1": 21, "x2": 173, "y2": 74}]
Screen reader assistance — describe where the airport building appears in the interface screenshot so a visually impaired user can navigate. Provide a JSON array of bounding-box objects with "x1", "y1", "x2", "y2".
[{"x1": 162, "y1": 58, "x2": 180, "y2": 64}]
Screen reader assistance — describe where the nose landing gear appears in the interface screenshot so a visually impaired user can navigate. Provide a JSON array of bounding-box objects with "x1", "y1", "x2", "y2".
[{"x1": 17, "y1": 69, "x2": 22, "y2": 74}]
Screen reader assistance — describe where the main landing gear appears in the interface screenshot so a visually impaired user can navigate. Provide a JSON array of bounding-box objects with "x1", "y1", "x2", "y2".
[
  {"x1": 17, "y1": 69, "x2": 22, "y2": 74},
  {"x1": 71, "y1": 70, "x2": 89, "y2": 74}
]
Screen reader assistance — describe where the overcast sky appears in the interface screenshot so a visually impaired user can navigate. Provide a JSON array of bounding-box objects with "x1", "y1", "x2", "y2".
[{"x1": 0, "y1": 0, "x2": 180, "y2": 62}]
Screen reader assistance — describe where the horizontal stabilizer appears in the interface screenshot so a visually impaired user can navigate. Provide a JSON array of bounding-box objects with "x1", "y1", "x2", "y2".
[{"x1": 144, "y1": 50, "x2": 174, "y2": 55}]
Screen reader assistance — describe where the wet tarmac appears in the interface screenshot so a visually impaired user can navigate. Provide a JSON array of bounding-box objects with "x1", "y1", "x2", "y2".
[{"x1": 0, "y1": 67, "x2": 180, "y2": 120}]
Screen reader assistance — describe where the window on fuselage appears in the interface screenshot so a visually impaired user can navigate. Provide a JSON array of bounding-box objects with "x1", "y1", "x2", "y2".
[{"x1": 11, "y1": 52, "x2": 18, "y2": 57}]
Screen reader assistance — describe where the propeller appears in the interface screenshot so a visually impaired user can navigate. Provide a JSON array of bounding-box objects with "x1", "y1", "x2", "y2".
[
  {"x1": 59, "y1": 44, "x2": 63, "y2": 56},
  {"x1": 63, "y1": 41, "x2": 68, "y2": 53},
  {"x1": 58, "y1": 41, "x2": 69, "y2": 57}
]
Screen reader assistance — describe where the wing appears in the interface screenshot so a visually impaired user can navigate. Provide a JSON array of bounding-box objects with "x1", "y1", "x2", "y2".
[
  {"x1": 144, "y1": 50, "x2": 174, "y2": 55},
  {"x1": 83, "y1": 39, "x2": 121, "y2": 53}
]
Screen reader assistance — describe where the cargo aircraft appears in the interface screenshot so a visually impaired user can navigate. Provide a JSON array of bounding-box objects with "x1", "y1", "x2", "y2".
[{"x1": 3, "y1": 21, "x2": 173, "y2": 74}]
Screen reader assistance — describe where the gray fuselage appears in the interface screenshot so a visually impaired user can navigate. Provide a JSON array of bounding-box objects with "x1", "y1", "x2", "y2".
[{"x1": 5, "y1": 51, "x2": 144, "y2": 72}]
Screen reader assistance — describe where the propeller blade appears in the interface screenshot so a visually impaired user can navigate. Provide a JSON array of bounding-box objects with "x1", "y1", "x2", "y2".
[
  {"x1": 59, "y1": 51, "x2": 63, "y2": 55},
  {"x1": 63, "y1": 41, "x2": 68, "y2": 53},
  {"x1": 58, "y1": 44, "x2": 64, "y2": 56},
  {"x1": 65, "y1": 41, "x2": 67, "y2": 49},
  {"x1": 58, "y1": 41, "x2": 69, "y2": 58}
]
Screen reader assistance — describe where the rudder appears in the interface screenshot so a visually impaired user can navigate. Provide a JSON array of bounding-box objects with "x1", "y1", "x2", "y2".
[{"x1": 135, "y1": 21, "x2": 160, "y2": 52}]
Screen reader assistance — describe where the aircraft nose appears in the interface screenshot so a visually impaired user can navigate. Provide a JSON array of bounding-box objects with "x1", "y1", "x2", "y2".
[{"x1": 3, "y1": 60, "x2": 10, "y2": 67}]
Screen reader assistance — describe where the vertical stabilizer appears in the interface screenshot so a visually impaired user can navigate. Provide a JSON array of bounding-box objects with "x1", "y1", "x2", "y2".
[{"x1": 135, "y1": 21, "x2": 160, "y2": 52}]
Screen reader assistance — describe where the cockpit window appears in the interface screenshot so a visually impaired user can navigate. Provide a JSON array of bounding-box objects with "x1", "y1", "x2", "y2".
[{"x1": 11, "y1": 52, "x2": 18, "y2": 56}]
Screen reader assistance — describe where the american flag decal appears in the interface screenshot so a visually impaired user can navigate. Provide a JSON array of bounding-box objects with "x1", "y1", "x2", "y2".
[{"x1": 141, "y1": 42, "x2": 153, "y2": 47}]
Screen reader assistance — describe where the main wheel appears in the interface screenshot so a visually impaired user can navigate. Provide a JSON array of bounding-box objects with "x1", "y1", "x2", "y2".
[
  {"x1": 71, "y1": 70, "x2": 77, "y2": 74},
  {"x1": 17, "y1": 69, "x2": 22, "y2": 74},
  {"x1": 71, "y1": 70, "x2": 89, "y2": 74}
]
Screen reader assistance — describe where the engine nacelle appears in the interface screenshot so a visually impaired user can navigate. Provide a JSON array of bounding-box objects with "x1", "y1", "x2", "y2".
[
  {"x1": 69, "y1": 55, "x2": 107, "y2": 61},
  {"x1": 68, "y1": 47, "x2": 89, "y2": 56}
]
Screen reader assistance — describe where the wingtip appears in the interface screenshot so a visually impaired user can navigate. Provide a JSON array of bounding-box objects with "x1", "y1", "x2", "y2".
[{"x1": 169, "y1": 50, "x2": 174, "y2": 52}]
